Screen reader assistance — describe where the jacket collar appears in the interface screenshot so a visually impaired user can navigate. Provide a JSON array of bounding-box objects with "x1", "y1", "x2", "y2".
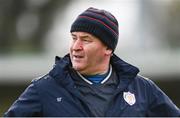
[
  {"x1": 110, "y1": 54, "x2": 139, "y2": 91},
  {"x1": 49, "y1": 53, "x2": 139, "y2": 91},
  {"x1": 49, "y1": 54, "x2": 74, "y2": 88},
  {"x1": 110, "y1": 54, "x2": 139, "y2": 78}
]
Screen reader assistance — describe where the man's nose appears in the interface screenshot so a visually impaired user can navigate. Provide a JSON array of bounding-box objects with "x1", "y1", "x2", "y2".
[{"x1": 72, "y1": 39, "x2": 83, "y2": 51}]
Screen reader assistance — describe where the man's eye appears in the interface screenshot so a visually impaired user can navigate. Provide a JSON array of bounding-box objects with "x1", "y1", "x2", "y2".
[
  {"x1": 83, "y1": 39, "x2": 92, "y2": 42},
  {"x1": 72, "y1": 37, "x2": 77, "y2": 41}
]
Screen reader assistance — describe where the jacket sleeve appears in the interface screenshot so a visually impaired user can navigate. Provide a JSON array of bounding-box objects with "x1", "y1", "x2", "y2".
[
  {"x1": 4, "y1": 81, "x2": 42, "y2": 117},
  {"x1": 147, "y1": 79, "x2": 180, "y2": 116}
]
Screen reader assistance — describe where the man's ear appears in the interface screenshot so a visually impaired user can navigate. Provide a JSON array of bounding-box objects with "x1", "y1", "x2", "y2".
[{"x1": 105, "y1": 47, "x2": 113, "y2": 56}]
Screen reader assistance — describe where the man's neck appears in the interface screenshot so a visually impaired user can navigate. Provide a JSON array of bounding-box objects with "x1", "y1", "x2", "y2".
[
  {"x1": 79, "y1": 64, "x2": 110, "y2": 76},
  {"x1": 77, "y1": 65, "x2": 112, "y2": 84}
]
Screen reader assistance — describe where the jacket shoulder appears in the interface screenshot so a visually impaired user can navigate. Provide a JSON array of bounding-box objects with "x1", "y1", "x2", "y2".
[
  {"x1": 134, "y1": 74, "x2": 159, "y2": 94},
  {"x1": 135, "y1": 74, "x2": 155, "y2": 86},
  {"x1": 135, "y1": 75, "x2": 180, "y2": 116},
  {"x1": 31, "y1": 74, "x2": 54, "y2": 86},
  {"x1": 136, "y1": 74, "x2": 150, "y2": 81}
]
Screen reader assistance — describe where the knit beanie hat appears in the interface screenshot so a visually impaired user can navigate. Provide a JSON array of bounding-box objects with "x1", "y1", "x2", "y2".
[{"x1": 70, "y1": 7, "x2": 119, "y2": 51}]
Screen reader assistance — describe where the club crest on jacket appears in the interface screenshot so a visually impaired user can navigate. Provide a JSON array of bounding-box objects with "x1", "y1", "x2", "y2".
[{"x1": 123, "y1": 91, "x2": 136, "y2": 106}]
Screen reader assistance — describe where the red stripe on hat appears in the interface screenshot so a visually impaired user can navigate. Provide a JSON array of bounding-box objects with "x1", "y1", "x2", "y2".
[
  {"x1": 86, "y1": 10, "x2": 118, "y2": 28},
  {"x1": 79, "y1": 15, "x2": 118, "y2": 36}
]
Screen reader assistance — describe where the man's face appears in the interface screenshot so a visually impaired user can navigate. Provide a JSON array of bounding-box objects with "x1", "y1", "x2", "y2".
[{"x1": 70, "y1": 32, "x2": 110, "y2": 75}]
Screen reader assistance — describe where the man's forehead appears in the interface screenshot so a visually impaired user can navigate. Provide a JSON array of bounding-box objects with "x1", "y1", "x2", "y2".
[{"x1": 71, "y1": 32, "x2": 93, "y2": 37}]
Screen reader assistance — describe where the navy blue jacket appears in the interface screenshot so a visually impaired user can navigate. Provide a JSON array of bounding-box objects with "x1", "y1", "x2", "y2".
[{"x1": 4, "y1": 54, "x2": 180, "y2": 117}]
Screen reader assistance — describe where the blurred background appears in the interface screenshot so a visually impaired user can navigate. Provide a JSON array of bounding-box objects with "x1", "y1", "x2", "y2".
[{"x1": 0, "y1": 0, "x2": 180, "y2": 116}]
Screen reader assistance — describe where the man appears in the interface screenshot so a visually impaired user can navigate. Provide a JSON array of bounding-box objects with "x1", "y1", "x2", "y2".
[{"x1": 4, "y1": 7, "x2": 180, "y2": 117}]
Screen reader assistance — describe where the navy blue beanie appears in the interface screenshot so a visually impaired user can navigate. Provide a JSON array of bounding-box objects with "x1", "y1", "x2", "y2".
[{"x1": 70, "y1": 7, "x2": 119, "y2": 51}]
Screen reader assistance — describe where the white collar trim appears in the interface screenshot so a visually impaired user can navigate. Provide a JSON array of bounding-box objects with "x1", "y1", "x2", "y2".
[{"x1": 77, "y1": 65, "x2": 112, "y2": 85}]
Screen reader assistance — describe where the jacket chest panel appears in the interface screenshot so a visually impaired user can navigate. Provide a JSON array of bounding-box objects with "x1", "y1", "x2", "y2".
[
  {"x1": 40, "y1": 82, "x2": 148, "y2": 116},
  {"x1": 106, "y1": 90, "x2": 147, "y2": 116},
  {"x1": 43, "y1": 97, "x2": 85, "y2": 116},
  {"x1": 40, "y1": 85, "x2": 88, "y2": 116}
]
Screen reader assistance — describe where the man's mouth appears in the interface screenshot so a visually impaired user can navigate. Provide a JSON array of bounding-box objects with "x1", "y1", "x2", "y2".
[{"x1": 73, "y1": 55, "x2": 84, "y2": 59}]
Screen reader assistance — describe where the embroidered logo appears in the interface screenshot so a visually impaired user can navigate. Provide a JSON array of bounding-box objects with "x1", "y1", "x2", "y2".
[
  {"x1": 123, "y1": 91, "x2": 136, "y2": 106},
  {"x1": 56, "y1": 97, "x2": 62, "y2": 102}
]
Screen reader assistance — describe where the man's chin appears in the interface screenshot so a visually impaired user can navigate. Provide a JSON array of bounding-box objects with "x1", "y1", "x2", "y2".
[{"x1": 72, "y1": 65, "x2": 83, "y2": 71}]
